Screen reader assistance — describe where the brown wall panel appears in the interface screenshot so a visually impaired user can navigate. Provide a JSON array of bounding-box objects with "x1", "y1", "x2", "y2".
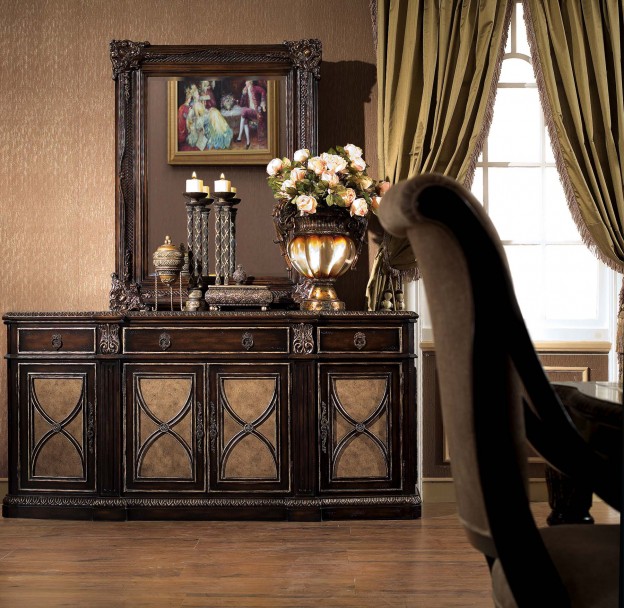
[
  {"x1": 421, "y1": 347, "x2": 610, "y2": 479},
  {"x1": 0, "y1": 0, "x2": 377, "y2": 477}
]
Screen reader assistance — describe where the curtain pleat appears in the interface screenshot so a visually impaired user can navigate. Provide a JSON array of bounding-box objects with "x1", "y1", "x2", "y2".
[{"x1": 367, "y1": 0, "x2": 513, "y2": 310}]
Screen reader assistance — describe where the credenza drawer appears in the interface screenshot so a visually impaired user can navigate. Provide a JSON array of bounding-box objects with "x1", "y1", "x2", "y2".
[
  {"x1": 123, "y1": 326, "x2": 290, "y2": 354},
  {"x1": 17, "y1": 327, "x2": 96, "y2": 354},
  {"x1": 317, "y1": 326, "x2": 403, "y2": 354}
]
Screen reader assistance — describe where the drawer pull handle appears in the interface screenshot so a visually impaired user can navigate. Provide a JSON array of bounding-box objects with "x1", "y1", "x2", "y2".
[
  {"x1": 241, "y1": 332, "x2": 254, "y2": 351},
  {"x1": 353, "y1": 332, "x2": 367, "y2": 350},
  {"x1": 51, "y1": 334, "x2": 63, "y2": 351},
  {"x1": 159, "y1": 332, "x2": 171, "y2": 351}
]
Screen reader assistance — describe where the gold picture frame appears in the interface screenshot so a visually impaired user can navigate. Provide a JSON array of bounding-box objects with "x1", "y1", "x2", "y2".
[{"x1": 168, "y1": 78, "x2": 279, "y2": 165}]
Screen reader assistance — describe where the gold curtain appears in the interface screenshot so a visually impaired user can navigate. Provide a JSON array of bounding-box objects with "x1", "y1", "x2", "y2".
[
  {"x1": 367, "y1": 0, "x2": 514, "y2": 310},
  {"x1": 522, "y1": 0, "x2": 624, "y2": 377}
]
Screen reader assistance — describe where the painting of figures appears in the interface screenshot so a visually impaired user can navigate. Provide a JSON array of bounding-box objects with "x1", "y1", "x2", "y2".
[{"x1": 168, "y1": 77, "x2": 278, "y2": 165}]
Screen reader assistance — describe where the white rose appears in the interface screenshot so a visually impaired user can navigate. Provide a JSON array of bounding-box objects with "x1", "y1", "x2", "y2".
[
  {"x1": 307, "y1": 156, "x2": 326, "y2": 175},
  {"x1": 281, "y1": 179, "x2": 296, "y2": 192},
  {"x1": 295, "y1": 194, "x2": 318, "y2": 214},
  {"x1": 351, "y1": 157, "x2": 366, "y2": 172},
  {"x1": 293, "y1": 148, "x2": 310, "y2": 163},
  {"x1": 340, "y1": 187, "x2": 356, "y2": 206},
  {"x1": 350, "y1": 198, "x2": 369, "y2": 217},
  {"x1": 266, "y1": 158, "x2": 283, "y2": 176},
  {"x1": 344, "y1": 143, "x2": 363, "y2": 160},
  {"x1": 321, "y1": 153, "x2": 348, "y2": 174},
  {"x1": 290, "y1": 167, "x2": 306, "y2": 182},
  {"x1": 321, "y1": 172, "x2": 339, "y2": 188},
  {"x1": 371, "y1": 195, "x2": 382, "y2": 212},
  {"x1": 282, "y1": 157, "x2": 291, "y2": 168}
]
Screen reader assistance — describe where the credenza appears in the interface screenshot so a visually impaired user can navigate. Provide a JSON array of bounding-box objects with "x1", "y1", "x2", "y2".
[{"x1": 3, "y1": 311, "x2": 420, "y2": 521}]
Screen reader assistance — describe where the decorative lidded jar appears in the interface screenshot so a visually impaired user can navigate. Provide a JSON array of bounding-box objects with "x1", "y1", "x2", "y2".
[{"x1": 153, "y1": 236, "x2": 184, "y2": 285}]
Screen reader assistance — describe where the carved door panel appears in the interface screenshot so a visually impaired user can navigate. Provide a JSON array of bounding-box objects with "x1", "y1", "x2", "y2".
[
  {"x1": 208, "y1": 364, "x2": 290, "y2": 492},
  {"x1": 124, "y1": 364, "x2": 205, "y2": 492},
  {"x1": 18, "y1": 363, "x2": 96, "y2": 492},
  {"x1": 319, "y1": 363, "x2": 402, "y2": 492}
]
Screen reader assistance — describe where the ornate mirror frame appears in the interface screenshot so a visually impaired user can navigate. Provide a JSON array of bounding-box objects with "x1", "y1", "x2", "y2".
[{"x1": 108, "y1": 39, "x2": 321, "y2": 311}]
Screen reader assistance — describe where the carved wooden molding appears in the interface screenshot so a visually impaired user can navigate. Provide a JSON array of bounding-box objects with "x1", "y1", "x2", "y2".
[
  {"x1": 320, "y1": 401, "x2": 329, "y2": 454},
  {"x1": 292, "y1": 323, "x2": 314, "y2": 354},
  {"x1": 196, "y1": 402, "x2": 204, "y2": 454},
  {"x1": 87, "y1": 401, "x2": 95, "y2": 454},
  {"x1": 98, "y1": 324, "x2": 120, "y2": 354},
  {"x1": 3, "y1": 494, "x2": 421, "y2": 509}
]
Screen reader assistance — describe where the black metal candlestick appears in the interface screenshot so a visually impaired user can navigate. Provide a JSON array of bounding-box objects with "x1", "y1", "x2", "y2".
[
  {"x1": 183, "y1": 191, "x2": 213, "y2": 289},
  {"x1": 213, "y1": 191, "x2": 240, "y2": 286}
]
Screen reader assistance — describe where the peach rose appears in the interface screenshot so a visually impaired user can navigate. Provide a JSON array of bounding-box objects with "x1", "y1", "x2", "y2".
[
  {"x1": 321, "y1": 172, "x2": 340, "y2": 188},
  {"x1": 307, "y1": 156, "x2": 326, "y2": 175},
  {"x1": 340, "y1": 187, "x2": 356, "y2": 206},
  {"x1": 371, "y1": 195, "x2": 382, "y2": 212},
  {"x1": 378, "y1": 181, "x2": 391, "y2": 195},
  {"x1": 350, "y1": 198, "x2": 369, "y2": 217},
  {"x1": 266, "y1": 158, "x2": 283, "y2": 176},
  {"x1": 295, "y1": 194, "x2": 318, "y2": 214},
  {"x1": 290, "y1": 167, "x2": 306, "y2": 182},
  {"x1": 350, "y1": 157, "x2": 367, "y2": 172},
  {"x1": 293, "y1": 148, "x2": 310, "y2": 163},
  {"x1": 344, "y1": 143, "x2": 363, "y2": 160}
]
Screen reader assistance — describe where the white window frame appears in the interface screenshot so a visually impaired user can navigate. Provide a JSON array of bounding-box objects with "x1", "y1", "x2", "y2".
[{"x1": 473, "y1": 1, "x2": 614, "y2": 348}]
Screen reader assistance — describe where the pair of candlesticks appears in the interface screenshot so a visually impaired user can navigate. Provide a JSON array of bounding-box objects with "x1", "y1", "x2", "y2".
[{"x1": 152, "y1": 185, "x2": 242, "y2": 310}]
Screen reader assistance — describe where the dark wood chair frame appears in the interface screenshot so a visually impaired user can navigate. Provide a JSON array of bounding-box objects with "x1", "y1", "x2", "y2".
[{"x1": 382, "y1": 176, "x2": 621, "y2": 606}]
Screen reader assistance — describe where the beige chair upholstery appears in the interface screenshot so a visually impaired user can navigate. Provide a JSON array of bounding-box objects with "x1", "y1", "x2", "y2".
[{"x1": 378, "y1": 173, "x2": 621, "y2": 607}]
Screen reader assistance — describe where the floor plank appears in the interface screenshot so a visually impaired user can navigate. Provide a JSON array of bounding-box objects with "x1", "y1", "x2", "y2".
[{"x1": 0, "y1": 502, "x2": 618, "y2": 607}]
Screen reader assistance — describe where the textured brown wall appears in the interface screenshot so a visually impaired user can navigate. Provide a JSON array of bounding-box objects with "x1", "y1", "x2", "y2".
[{"x1": 0, "y1": 1, "x2": 377, "y2": 477}]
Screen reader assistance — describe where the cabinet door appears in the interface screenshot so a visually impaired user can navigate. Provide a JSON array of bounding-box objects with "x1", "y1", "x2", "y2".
[
  {"x1": 318, "y1": 363, "x2": 403, "y2": 492},
  {"x1": 124, "y1": 364, "x2": 205, "y2": 492},
  {"x1": 208, "y1": 364, "x2": 290, "y2": 492},
  {"x1": 18, "y1": 363, "x2": 96, "y2": 492}
]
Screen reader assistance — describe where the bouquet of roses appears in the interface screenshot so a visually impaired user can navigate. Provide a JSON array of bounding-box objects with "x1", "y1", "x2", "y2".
[{"x1": 266, "y1": 144, "x2": 390, "y2": 217}]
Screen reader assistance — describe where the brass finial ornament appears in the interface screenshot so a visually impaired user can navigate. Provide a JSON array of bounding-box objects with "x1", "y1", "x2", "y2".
[{"x1": 153, "y1": 236, "x2": 184, "y2": 285}]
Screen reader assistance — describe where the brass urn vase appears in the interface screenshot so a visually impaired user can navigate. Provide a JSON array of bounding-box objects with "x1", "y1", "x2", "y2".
[
  {"x1": 286, "y1": 209, "x2": 367, "y2": 311},
  {"x1": 153, "y1": 236, "x2": 184, "y2": 285}
]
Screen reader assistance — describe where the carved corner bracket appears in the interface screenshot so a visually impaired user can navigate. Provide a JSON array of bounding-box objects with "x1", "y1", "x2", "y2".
[
  {"x1": 110, "y1": 39, "x2": 150, "y2": 98},
  {"x1": 283, "y1": 39, "x2": 322, "y2": 79},
  {"x1": 109, "y1": 272, "x2": 149, "y2": 312}
]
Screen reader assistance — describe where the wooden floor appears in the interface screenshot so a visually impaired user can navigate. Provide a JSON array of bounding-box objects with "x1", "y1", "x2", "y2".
[{"x1": 0, "y1": 502, "x2": 619, "y2": 607}]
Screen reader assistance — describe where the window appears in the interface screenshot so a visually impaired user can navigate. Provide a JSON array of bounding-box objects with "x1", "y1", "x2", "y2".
[{"x1": 470, "y1": 2, "x2": 614, "y2": 342}]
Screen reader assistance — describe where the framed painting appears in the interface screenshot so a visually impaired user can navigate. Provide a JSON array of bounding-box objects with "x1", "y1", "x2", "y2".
[{"x1": 168, "y1": 77, "x2": 279, "y2": 165}]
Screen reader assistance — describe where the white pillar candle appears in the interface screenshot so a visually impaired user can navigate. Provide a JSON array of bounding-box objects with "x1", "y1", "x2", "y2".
[
  {"x1": 186, "y1": 171, "x2": 203, "y2": 193},
  {"x1": 214, "y1": 173, "x2": 231, "y2": 192},
  {"x1": 230, "y1": 187, "x2": 237, "y2": 195},
  {"x1": 203, "y1": 185, "x2": 211, "y2": 197}
]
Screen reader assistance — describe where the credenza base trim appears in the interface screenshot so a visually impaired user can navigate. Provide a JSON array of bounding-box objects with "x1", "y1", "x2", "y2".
[{"x1": 2, "y1": 493, "x2": 422, "y2": 521}]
